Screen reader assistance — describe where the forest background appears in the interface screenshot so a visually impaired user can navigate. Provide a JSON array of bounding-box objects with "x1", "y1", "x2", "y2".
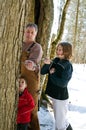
[{"x1": 0, "y1": 0, "x2": 86, "y2": 130}]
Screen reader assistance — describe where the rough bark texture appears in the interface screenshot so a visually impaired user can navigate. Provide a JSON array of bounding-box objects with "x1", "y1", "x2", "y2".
[
  {"x1": 36, "y1": 0, "x2": 54, "y2": 105},
  {"x1": 0, "y1": 0, "x2": 34, "y2": 130},
  {"x1": 37, "y1": 0, "x2": 54, "y2": 57},
  {"x1": 0, "y1": 0, "x2": 54, "y2": 129},
  {"x1": 73, "y1": 0, "x2": 79, "y2": 47}
]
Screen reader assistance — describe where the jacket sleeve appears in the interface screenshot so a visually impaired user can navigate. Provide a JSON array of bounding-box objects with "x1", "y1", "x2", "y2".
[
  {"x1": 50, "y1": 64, "x2": 73, "y2": 88},
  {"x1": 25, "y1": 91, "x2": 35, "y2": 112},
  {"x1": 28, "y1": 43, "x2": 43, "y2": 64},
  {"x1": 41, "y1": 64, "x2": 50, "y2": 75}
]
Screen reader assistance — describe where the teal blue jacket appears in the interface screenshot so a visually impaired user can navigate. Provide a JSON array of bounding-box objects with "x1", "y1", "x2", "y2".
[{"x1": 41, "y1": 57, "x2": 73, "y2": 100}]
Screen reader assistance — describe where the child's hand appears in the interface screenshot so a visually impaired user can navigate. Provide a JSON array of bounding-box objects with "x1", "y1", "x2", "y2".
[
  {"x1": 49, "y1": 68, "x2": 55, "y2": 74},
  {"x1": 43, "y1": 58, "x2": 51, "y2": 64}
]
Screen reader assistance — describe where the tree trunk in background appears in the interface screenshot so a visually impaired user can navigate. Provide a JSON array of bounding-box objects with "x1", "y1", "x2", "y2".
[
  {"x1": 73, "y1": 0, "x2": 79, "y2": 47},
  {"x1": 36, "y1": 0, "x2": 54, "y2": 104},
  {"x1": 0, "y1": 0, "x2": 34, "y2": 130},
  {"x1": 50, "y1": 0, "x2": 71, "y2": 59},
  {"x1": 37, "y1": 0, "x2": 54, "y2": 57}
]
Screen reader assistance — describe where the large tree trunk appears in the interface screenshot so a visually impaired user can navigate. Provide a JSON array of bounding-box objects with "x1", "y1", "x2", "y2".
[
  {"x1": 0, "y1": 0, "x2": 34, "y2": 130},
  {"x1": 0, "y1": 0, "x2": 55, "y2": 129},
  {"x1": 37, "y1": 0, "x2": 54, "y2": 57},
  {"x1": 73, "y1": 0, "x2": 79, "y2": 47},
  {"x1": 36, "y1": 0, "x2": 54, "y2": 104}
]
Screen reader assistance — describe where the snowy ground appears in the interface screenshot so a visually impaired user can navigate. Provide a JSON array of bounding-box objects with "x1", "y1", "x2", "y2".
[{"x1": 38, "y1": 64, "x2": 86, "y2": 130}]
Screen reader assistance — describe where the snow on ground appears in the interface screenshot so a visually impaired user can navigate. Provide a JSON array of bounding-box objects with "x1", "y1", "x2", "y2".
[{"x1": 38, "y1": 64, "x2": 86, "y2": 130}]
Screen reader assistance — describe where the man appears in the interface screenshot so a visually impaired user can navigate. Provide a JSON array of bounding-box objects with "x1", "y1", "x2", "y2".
[{"x1": 20, "y1": 23, "x2": 43, "y2": 130}]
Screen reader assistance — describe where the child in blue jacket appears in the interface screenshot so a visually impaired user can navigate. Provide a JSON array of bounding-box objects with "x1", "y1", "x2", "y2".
[{"x1": 41, "y1": 42, "x2": 73, "y2": 130}]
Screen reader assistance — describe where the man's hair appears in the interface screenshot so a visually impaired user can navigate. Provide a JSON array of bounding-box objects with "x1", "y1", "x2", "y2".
[
  {"x1": 26, "y1": 23, "x2": 38, "y2": 32},
  {"x1": 19, "y1": 75, "x2": 28, "y2": 84},
  {"x1": 57, "y1": 42, "x2": 72, "y2": 60}
]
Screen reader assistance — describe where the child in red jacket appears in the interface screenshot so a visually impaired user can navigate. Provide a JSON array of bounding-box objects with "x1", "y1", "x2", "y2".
[{"x1": 17, "y1": 76, "x2": 35, "y2": 130}]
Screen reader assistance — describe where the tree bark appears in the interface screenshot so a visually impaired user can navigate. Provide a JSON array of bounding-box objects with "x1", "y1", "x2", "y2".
[
  {"x1": 0, "y1": 0, "x2": 34, "y2": 130},
  {"x1": 36, "y1": 0, "x2": 54, "y2": 104},
  {"x1": 37, "y1": 0, "x2": 54, "y2": 57},
  {"x1": 0, "y1": 0, "x2": 55, "y2": 129},
  {"x1": 73, "y1": 0, "x2": 79, "y2": 47}
]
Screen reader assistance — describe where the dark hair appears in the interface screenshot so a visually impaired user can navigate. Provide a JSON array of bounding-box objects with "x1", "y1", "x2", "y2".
[
  {"x1": 57, "y1": 42, "x2": 72, "y2": 60},
  {"x1": 19, "y1": 75, "x2": 28, "y2": 84},
  {"x1": 26, "y1": 23, "x2": 38, "y2": 32}
]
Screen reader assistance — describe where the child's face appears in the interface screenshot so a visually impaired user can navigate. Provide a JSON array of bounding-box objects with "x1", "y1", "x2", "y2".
[
  {"x1": 56, "y1": 45, "x2": 64, "y2": 59},
  {"x1": 19, "y1": 78, "x2": 27, "y2": 92}
]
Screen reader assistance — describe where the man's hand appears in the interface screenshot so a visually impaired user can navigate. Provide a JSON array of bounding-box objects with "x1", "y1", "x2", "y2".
[{"x1": 24, "y1": 60, "x2": 35, "y2": 71}]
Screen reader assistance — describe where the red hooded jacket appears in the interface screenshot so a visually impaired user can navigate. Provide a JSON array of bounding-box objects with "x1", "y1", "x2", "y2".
[{"x1": 17, "y1": 88, "x2": 35, "y2": 123}]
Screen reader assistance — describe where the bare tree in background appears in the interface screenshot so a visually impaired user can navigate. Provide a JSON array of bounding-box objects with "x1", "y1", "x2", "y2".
[{"x1": 61, "y1": 0, "x2": 86, "y2": 63}]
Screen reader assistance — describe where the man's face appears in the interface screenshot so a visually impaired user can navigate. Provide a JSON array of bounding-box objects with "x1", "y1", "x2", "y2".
[{"x1": 24, "y1": 27, "x2": 37, "y2": 43}]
